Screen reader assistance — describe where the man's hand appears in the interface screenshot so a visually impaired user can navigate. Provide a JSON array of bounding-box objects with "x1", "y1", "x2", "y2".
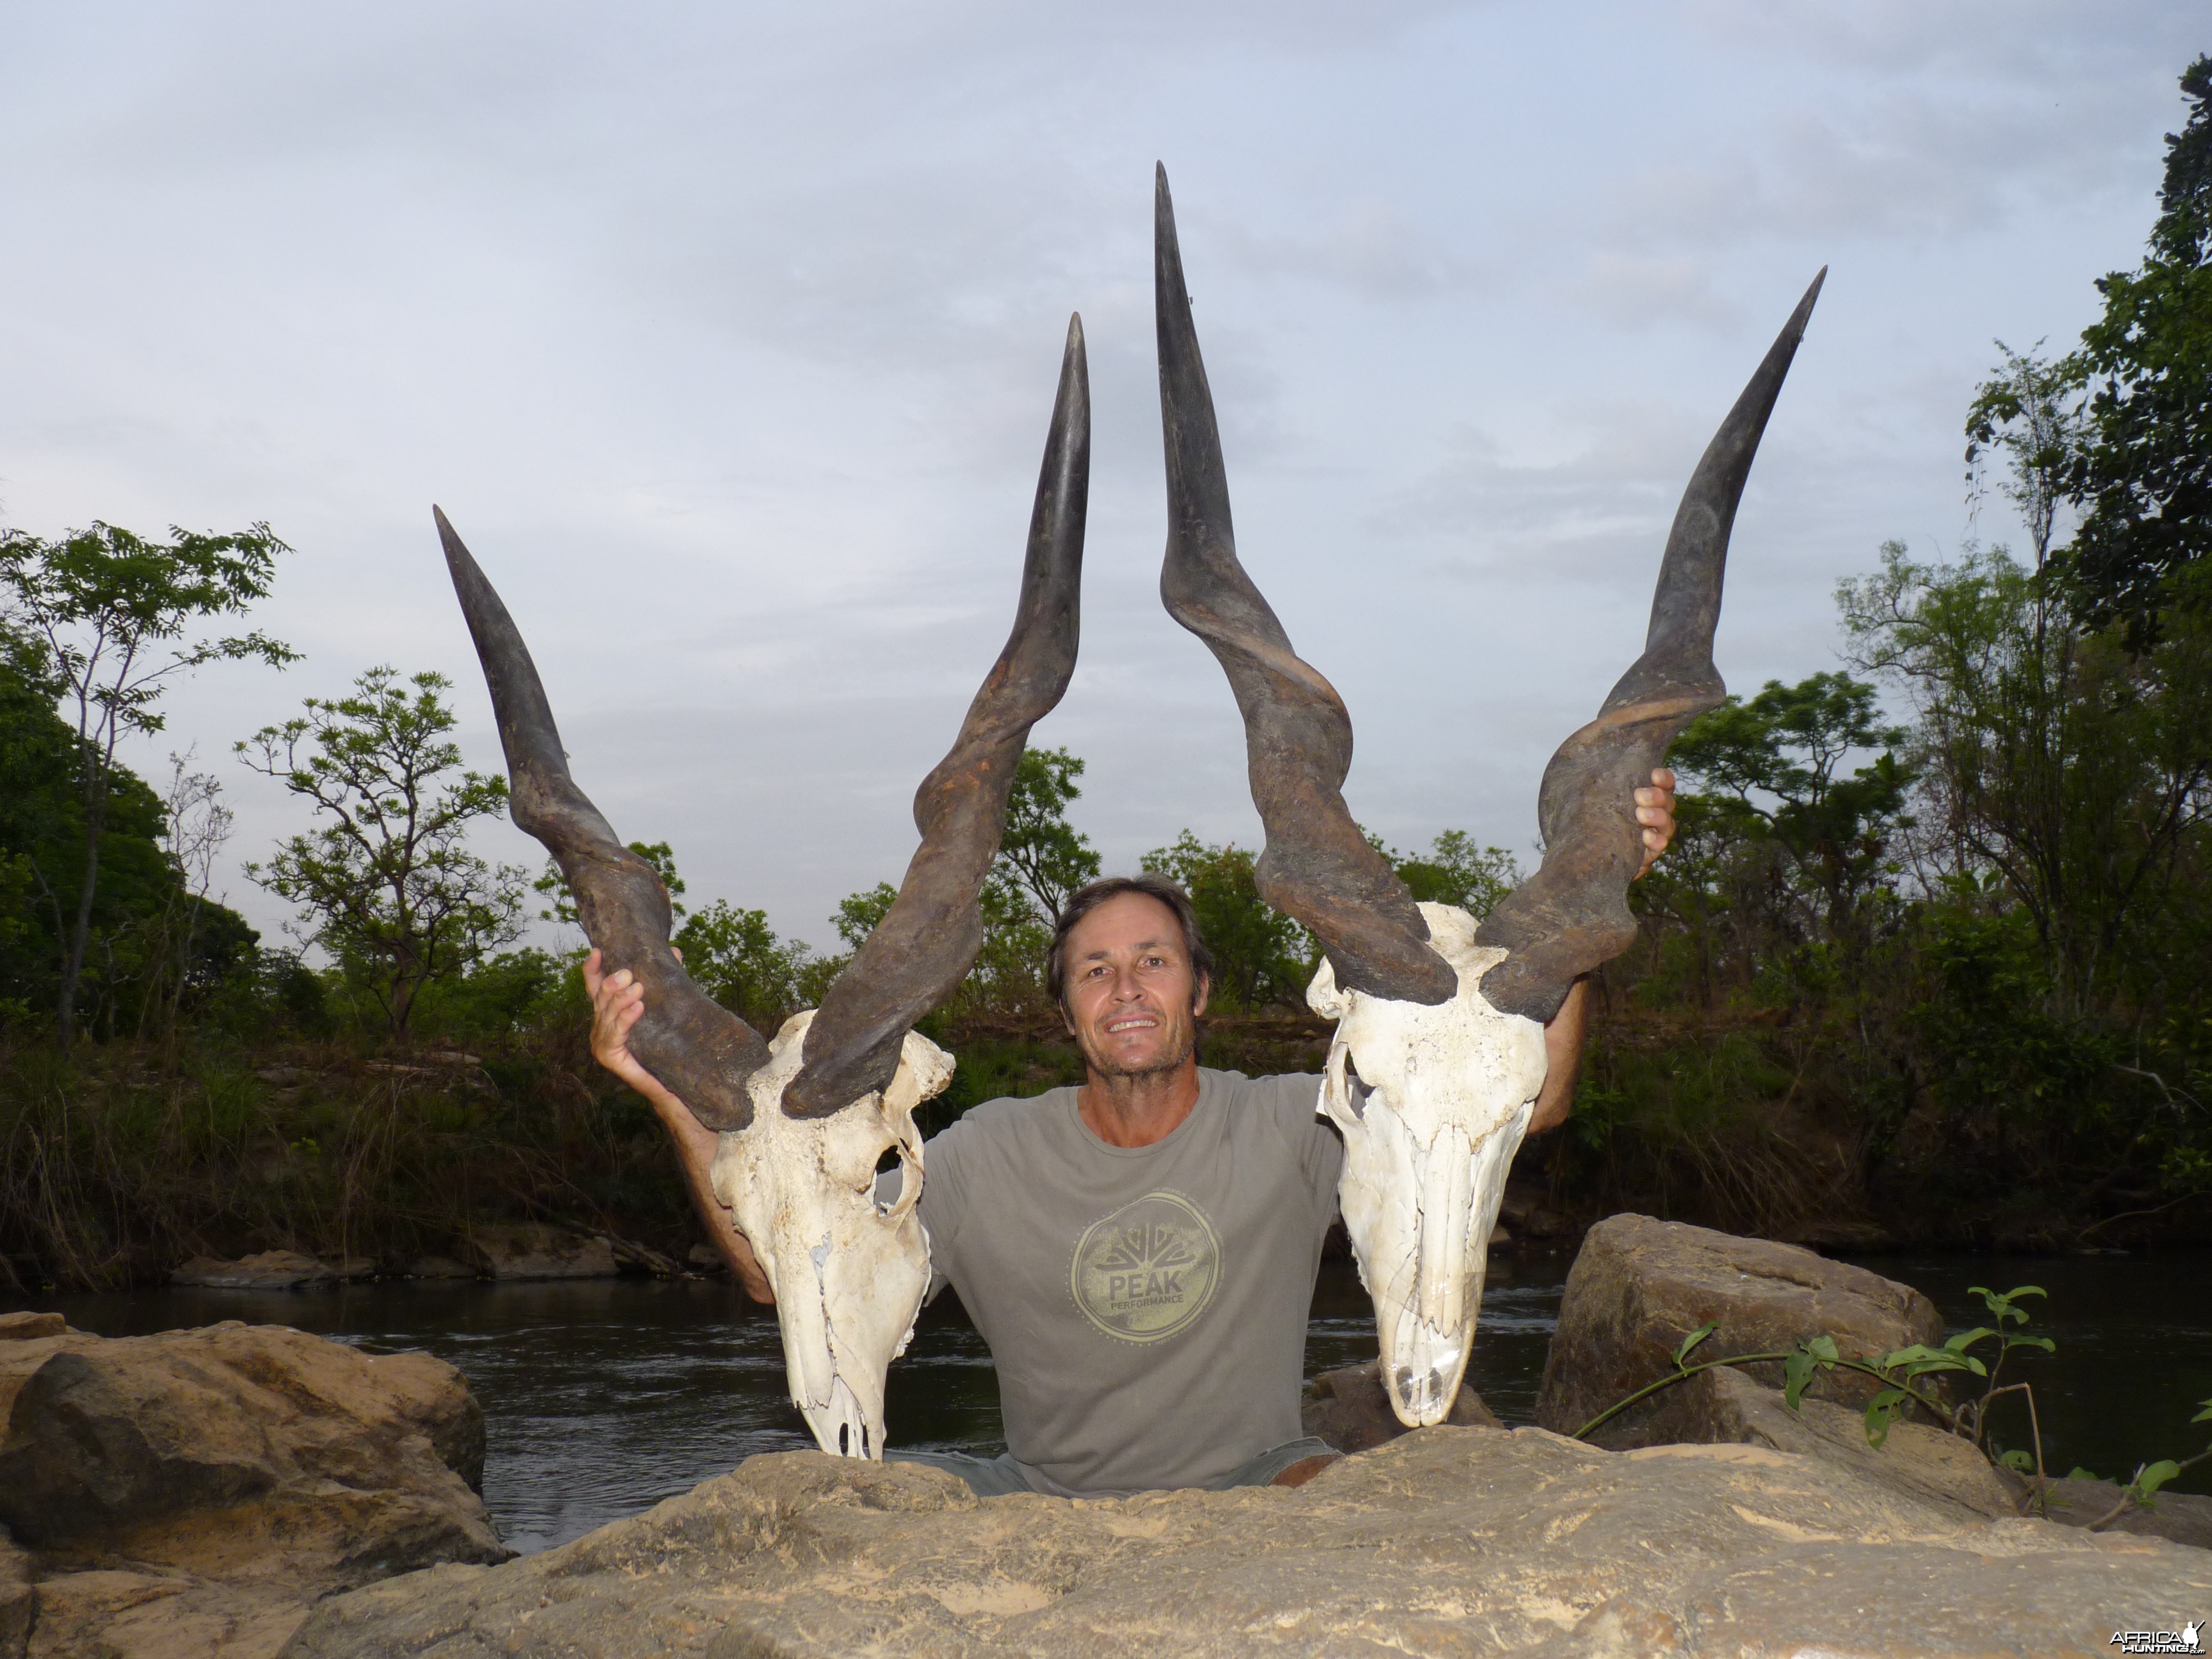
[
  {"x1": 585, "y1": 946, "x2": 681, "y2": 1108},
  {"x1": 583, "y1": 948, "x2": 776, "y2": 1305},
  {"x1": 1634, "y1": 767, "x2": 1678, "y2": 879}
]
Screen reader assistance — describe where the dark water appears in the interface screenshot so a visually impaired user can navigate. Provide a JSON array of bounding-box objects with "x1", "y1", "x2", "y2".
[
  {"x1": 24, "y1": 1248, "x2": 2211, "y2": 1552},
  {"x1": 1836, "y1": 1250, "x2": 2212, "y2": 1493}
]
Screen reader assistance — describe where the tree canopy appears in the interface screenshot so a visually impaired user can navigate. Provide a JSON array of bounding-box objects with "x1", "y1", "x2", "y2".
[{"x1": 2066, "y1": 54, "x2": 2212, "y2": 625}]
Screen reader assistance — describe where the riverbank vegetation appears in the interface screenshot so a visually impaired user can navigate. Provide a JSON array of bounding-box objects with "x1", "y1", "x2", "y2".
[{"x1": 4, "y1": 59, "x2": 2210, "y2": 1290}]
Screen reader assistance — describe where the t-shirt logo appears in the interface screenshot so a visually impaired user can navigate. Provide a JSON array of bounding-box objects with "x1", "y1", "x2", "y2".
[{"x1": 1069, "y1": 1189, "x2": 1222, "y2": 1343}]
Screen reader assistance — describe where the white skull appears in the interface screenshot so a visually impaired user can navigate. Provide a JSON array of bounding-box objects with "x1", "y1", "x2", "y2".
[
  {"x1": 708, "y1": 1010, "x2": 953, "y2": 1459},
  {"x1": 1309, "y1": 902, "x2": 1548, "y2": 1428}
]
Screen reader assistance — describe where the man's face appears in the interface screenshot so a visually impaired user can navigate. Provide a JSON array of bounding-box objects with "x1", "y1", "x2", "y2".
[{"x1": 1061, "y1": 892, "x2": 1209, "y2": 1079}]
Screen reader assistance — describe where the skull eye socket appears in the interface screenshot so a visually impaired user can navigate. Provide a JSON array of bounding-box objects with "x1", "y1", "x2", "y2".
[{"x1": 1342, "y1": 1055, "x2": 1369, "y2": 1121}]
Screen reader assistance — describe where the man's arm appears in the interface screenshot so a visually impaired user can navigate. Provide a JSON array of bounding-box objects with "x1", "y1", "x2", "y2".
[
  {"x1": 585, "y1": 949, "x2": 776, "y2": 1303},
  {"x1": 1529, "y1": 976, "x2": 1588, "y2": 1134},
  {"x1": 1527, "y1": 767, "x2": 1677, "y2": 1134}
]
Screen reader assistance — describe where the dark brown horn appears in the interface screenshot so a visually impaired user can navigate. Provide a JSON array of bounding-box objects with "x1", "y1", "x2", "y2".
[
  {"x1": 437, "y1": 507, "x2": 769, "y2": 1130},
  {"x1": 784, "y1": 314, "x2": 1091, "y2": 1115},
  {"x1": 1154, "y1": 165, "x2": 1456, "y2": 1007},
  {"x1": 1473, "y1": 270, "x2": 1826, "y2": 1022}
]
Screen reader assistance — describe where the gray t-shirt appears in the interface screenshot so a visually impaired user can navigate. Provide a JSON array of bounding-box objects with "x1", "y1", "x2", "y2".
[{"x1": 909, "y1": 1068, "x2": 1340, "y2": 1496}]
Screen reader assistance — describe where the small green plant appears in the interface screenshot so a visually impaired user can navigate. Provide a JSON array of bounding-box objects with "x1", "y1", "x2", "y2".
[
  {"x1": 1575, "y1": 1285, "x2": 2212, "y2": 1527},
  {"x1": 2063, "y1": 1397, "x2": 2212, "y2": 1531},
  {"x1": 1572, "y1": 1284, "x2": 2058, "y2": 1480}
]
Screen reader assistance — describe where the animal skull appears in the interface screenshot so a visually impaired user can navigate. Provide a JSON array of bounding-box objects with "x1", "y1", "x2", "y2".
[
  {"x1": 1151, "y1": 164, "x2": 1820, "y2": 1430},
  {"x1": 710, "y1": 1012, "x2": 952, "y2": 1460},
  {"x1": 1309, "y1": 904, "x2": 1545, "y2": 1426},
  {"x1": 438, "y1": 315, "x2": 1088, "y2": 1459}
]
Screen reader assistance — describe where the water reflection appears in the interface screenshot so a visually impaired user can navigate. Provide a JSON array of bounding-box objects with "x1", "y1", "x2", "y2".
[{"x1": 24, "y1": 1246, "x2": 2208, "y2": 1551}]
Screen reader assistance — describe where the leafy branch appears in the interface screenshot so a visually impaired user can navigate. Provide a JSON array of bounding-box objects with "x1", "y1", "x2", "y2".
[
  {"x1": 1571, "y1": 1284, "x2": 2055, "y2": 1462},
  {"x1": 2071, "y1": 1396, "x2": 2212, "y2": 1531}
]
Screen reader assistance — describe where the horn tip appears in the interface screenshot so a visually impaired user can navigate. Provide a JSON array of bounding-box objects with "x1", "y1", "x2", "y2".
[
  {"x1": 433, "y1": 507, "x2": 472, "y2": 566},
  {"x1": 1791, "y1": 268, "x2": 1827, "y2": 329},
  {"x1": 429, "y1": 511, "x2": 473, "y2": 575}
]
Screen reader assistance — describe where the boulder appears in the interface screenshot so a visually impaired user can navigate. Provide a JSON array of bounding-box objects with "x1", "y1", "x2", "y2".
[
  {"x1": 1, "y1": 1532, "x2": 30, "y2": 1659},
  {"x1": 1995, "y1": 1468, "x2": 2212, "y2": 1551},
  {"x1": 0, "y1": 1314, "x2": 65, "y2": 1343},
  {"x1": 404, "y1": 1255, "x2": 478, "y2": 1280},
  {"x1": 1533, "y1": 1213, "x2": 1943, "y2": 1441},
  {"x1": 0, "y1": 1320, "x2": 509, "y2": 1658},
  {"x1": 171, "y1": 1252, "x2": 339, "y2": 1291},
  {"x1": 1498, "y1": 1180, "x2": 1576, "y2": 1239},
  {"x1": 25, "y1": 1564, "x2": 313, "y2": 1659},
  {"x1": 1605, "y1": 1360, "x2": 2016, "y2": 1522},
  {"x1": 467, "y1": 1225, "x2": 619, "y2": 1280},
  {"x1": 288, "y1": 1428, "x2": 2210, "y2": 1657},
  {"x1": 1300, "y1": 1357, "x2": 1499, "y2": 1453}
]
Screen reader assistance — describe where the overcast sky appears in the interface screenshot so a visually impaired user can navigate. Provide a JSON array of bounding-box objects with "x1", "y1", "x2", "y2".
[{"x1": 2, "y1": 3, "x2": 2204, "y2": 957}]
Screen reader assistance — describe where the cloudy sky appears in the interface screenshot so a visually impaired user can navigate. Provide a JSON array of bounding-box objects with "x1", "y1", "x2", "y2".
[{"x1": 1, "y1": 3, "x2": 2203, "y2": 956}]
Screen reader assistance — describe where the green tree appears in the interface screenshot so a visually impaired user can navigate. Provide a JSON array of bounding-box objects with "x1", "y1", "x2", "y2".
[
  {"x1": 2066, "y1": 54, "x2": 2212, "y2": 627},
  {"x1": 1841, "y1": 544, "x2": 2212, "y2": 1018},
  {"x1": 1141, "y1": 832, "x2": 1310, "y2": 1012},
  {"x1": 995, "y1": 747, "x2": 1101, "y2": 922},
  {"x1": 1381, "y1": 830, "x2": 1520, "y2": 919},
  {"x1": 239, "y1": 667, "x2": 527, "y2": 1033},
  {"x1": 674, "y1": 899, "x2": 816, "y2": 1033},
  {"x1": 0, "y1": 520, "x2": 293, "y2": 1042},
  {"x1": 831, "y1": 881, "x2": 898, "y2": 951},
  {"x1": 0, "y1": 623, "x2": 258, "y2": 1036},
  {"x1": 1966, "y1": 343, "x2": 2087, "y2": 586},
  {"x1": 133, "y1": 753, "x2": 249, "y2": 1041},
  {"x1": 538, "y1": 839, "x2": 821, "y2": 1031},
  {"x1": 1669, "y1": 671, "x2": 1915, "y2": 950}
]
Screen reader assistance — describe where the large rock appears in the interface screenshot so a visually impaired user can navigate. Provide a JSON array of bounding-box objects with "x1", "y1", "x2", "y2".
[
  {"x1": 0, "y1": 1532, "x2": 30, "y2": 1659},
  {"x1": 466, "y1": 1225, "x2": 619, "y2": 1281},
  {"x1": 24, "y1": 1564, "x2": 314, "y2": 1659},
  {"x1": 1534, "y1": 1213, "x2": 1943, "y2": 1442},
  {"x1": 1300, "y1": 1357, "x2": 1499, "y2": 1453},
  {"x1": 1612, "y1": 1360, "x2": 2017, "y2": 1522},
  {"x1": 0, "y1": 1319, "x2": 509, "y2": 1658},
  {"x1": 288, "y1": 1428, "x2": 2207, "y2": 1658},
  {"x1": 171, "y1": 1252, "x2": 340, "y2": 1291},
  {"x1": 1995, "y1": 1468, "x2": 2212, "y2": 1550}
]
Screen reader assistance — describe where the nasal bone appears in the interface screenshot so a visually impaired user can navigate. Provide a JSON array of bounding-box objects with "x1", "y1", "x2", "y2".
[{"x1": 1412, "y1": 1127, "x2": 1475, "y2": 1334}]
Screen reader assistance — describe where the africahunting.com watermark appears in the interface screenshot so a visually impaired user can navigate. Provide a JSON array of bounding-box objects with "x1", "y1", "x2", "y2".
[{"x1": 2111, "y1": 1623, "x2": 2202, "y2": 1654}]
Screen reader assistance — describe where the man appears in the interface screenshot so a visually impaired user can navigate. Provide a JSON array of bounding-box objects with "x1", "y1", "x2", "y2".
[{"x1": 588, "y1": 772, "x2": 1678, "y2": 1497}]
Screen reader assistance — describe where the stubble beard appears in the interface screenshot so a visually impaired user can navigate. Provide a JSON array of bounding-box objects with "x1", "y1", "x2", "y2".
[{"x1": 1077, "y1": 1008, "x2": 1198, "y2": 1081}]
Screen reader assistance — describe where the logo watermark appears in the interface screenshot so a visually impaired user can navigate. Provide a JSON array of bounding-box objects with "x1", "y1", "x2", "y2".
[{"x1": 2112, "y1": 1621, "x2": 2203, "y2": 1654}]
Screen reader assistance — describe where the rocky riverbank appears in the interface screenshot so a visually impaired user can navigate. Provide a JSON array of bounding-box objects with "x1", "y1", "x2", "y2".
[
  {"x1": 0, "y1": 1313, "x2": 509, "y2": 1658},
  {"x1": 7, "y1": 1218, "x2": 2209, "y2": 1657},
  {"x1": 285, "y1": 1428, "x2": 2205, "y2": 1657}
]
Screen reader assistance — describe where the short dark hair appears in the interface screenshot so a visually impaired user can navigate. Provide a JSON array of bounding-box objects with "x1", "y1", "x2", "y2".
[{"x1": 1047, "y1": 875, "x2": 1214, "y2": 1014}]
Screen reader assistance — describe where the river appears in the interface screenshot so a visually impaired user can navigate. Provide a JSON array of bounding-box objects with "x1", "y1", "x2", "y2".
[{"x1": 22, "y1": 1246, "x2": 2210, "y2": 1552}]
